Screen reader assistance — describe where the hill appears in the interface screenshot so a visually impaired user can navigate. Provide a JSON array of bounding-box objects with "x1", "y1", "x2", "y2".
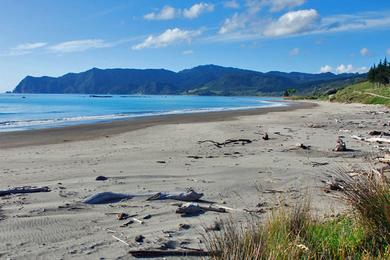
[
  {"x1": 13, "y1": 65, "x2": 365, "y2": 96},
  {"x1": 332, "y1": 81, "x2": 390, "y2": 107}
]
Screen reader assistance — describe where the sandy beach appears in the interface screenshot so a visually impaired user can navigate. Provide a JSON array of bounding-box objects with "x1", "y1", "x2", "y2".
[{"x1": 0, "y1": 101, "x2": 388, "y2": 259}]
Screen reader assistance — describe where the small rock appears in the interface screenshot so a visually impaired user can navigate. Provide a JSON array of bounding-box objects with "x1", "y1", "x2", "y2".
[
  {"x1": 135, "y1": 235, "x2": 145, "y2": 243},
  {"x1": 95, "y1": 176, "x2": 108, "y2": 181},
  {"x1": 179, "y1": 223, "x2": 191, "y2": 230},
  {"x1": 143, "y1": 214, "x2": 152, "y2": 219},
  {"x1": 262, "y1": 133, "x2": 269, "y2": 140}
]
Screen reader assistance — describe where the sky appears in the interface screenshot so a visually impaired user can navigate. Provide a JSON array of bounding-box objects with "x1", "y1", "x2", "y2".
[{"x1": 0, "y1": 0, "x2": 389, "y2": 92}]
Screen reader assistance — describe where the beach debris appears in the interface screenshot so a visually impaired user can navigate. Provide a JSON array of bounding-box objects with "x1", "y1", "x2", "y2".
[
  {"x1": 176, "y1": 203, "x2": 227, "y2": 216},
  {"x1": 117, "y1": 213, "x2": 128, "y2": 220},
  {"x1": 295, "y1": 143, "x2": 310, "y2": 150},
  {"x1": 322, "y1": 179, "x2": 345, "y2": 192},
  {"x1": 352, "y1": 135, "x2": 390, "y2": 144},
  {"x1": 205, "y1": 221, "x2": 222, "y2": 232},
  {"x1": 198, "y1": 139, "x2": 252, "y2": 148},
  {"x1": 333, "y1": 138, "x2": 347, "y2": 152},
  {"x1": 143, "y1": 214, "x2": 152, "y2": 219},
  {"x1": 368, "y1": 130, "x2": 390, "y2": 136},
  {"x1": 135, "y1": 235, "x2": 145, "y2": 243},
  {"x1": 131, "y1": 217, "x2": 144, "y2": 224},
  {"x1": 187, "y1": 155, "x2": 203, "y2": 159},
  {"x1": 176, "y1": 203, "x2": 205, "y2": 216},
  {"x1": 262, "y1": 133, "x2": 269, "y2": 140},
  {"x1": 129, "y1": 248, "x2": 213, "y2": 257},
  {"x1": 0, "y1": 186, "x2": 50, "y2": 197},
  {"x1": 311, "y1": 161, "x2": 329, "y2": 167},
  {"x1": 306, "y1": 123, "x2": 325, "y2": 128},
  {"x1": 147, "y1": 188, "x2": 203, "y2": 202},
  {"x1": 112, "y1": 235, "x2": 131, "y2": 246},
  {"x1": 156, "y1": 160, "x2": 166, "y2": 164},
  {"x1": 378, "y1": 154, "x2": 390, "y2": 164},
  {"x1": 95, "y1": 175, "x2": 108, "y2": 181},
  {"x1": 179, "y1": 223, "x2": 191, "y2": 230},
  {"x1": 120, "y1": 220, "x2": 134, "y2": 227},
  {"x1": 83, "y1": 192, "x2": 133, "y2": 204}
]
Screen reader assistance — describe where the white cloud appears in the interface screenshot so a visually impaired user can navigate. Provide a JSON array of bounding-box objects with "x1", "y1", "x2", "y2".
[
  {"x1": 48, "y1": 39, "x2": 111, "y2": 53},
  {"x1": 289, "y1": 47, "x2": 300, "y2": 56},
  {"x1": 360, "y1": 47, "x2": 369, "y2": 56},
  {"x1": 144, "y1": 6, "x2": 177, "y2": 20},
  {"x1": 261, "y1": 0, "x2": 306, "y2": 12},
  {"x1": 320, "y1": 64, "x2": 368, "y2": 74},
  {"x1": 12, "y1": 42, "x2": 47, "y2": 51},
  {"x1": 320, "y1": 65, "x2": 334, "y2": 73},
  {"x1": 224, "y1": 0, "x2": 240, "y2": 9},
  {"x1": 264, "y1": 9, "x2": 319, "y2": 37},
  {"x1": 387, "y1": 48, "x2": 390, "y2": 56},
  {"x1": 219, "y1": 13, "x2": 247, "y2": 34},
  {"x1": 183, "y1": 3, "x2": 214, "y2": 19},
  {"x1": 132, "y1": 28, "x2": 201, "y2": 50},
  {"x1": 182, "y1": 49, "x2": 194, "y2": 55}
]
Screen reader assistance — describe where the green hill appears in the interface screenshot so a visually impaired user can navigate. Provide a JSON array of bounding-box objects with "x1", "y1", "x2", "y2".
[{"x1": 332, "y1": 81, "x2": 390, "y2": 107}]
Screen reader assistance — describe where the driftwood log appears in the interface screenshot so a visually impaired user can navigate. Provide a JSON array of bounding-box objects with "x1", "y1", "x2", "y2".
[
  {"x1": 0, "y1": 186, "x2": 50, "y2": 197},
  {"x1": 129, "y1": 249, "x2": 214, "y2": 257},
  {"x1": 198, "y1": 139, "x2": 252, "y2": 148}
]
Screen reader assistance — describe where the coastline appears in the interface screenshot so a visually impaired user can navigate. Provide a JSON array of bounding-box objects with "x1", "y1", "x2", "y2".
[{"x1": 0, "y1": 101, "x2": 315, "y2": 149}]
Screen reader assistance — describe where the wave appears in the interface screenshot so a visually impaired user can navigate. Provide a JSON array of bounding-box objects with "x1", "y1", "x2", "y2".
[{"x1": 0, "y1": 101, "x2": 286, "y2": 132}]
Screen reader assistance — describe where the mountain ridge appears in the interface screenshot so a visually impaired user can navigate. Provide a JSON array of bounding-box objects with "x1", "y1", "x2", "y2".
[{"x1": 13, "y1": 65, "x2": 366, "y2": 96}]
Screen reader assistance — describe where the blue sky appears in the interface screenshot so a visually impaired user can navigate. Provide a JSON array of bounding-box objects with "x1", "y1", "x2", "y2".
[{"x1": 0, "y1": 0, "x2": 389, "y2": 92}]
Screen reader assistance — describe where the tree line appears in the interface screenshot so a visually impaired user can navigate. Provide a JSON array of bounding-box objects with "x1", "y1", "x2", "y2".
[{"x1": 368, "y1": 58, "x2": 390, "y2": 85}]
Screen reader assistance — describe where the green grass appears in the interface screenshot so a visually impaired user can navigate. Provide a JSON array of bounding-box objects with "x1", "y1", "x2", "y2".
[
  {"x1": 332, "y1": 81, "x2": 390, "y2": 107},
  {"x1": 206, "y1": 172, "x2": 390, "y2": 259}
]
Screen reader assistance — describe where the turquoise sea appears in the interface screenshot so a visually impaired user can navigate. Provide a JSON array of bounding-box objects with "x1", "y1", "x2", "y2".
[{"x1": 0, "y1": 94, "x2": 284, "y2": 132}]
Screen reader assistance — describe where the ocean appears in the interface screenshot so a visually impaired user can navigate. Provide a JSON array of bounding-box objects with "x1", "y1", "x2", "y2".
[{"x1": 0, "y1": 94, "x2": 284, "y2": 132}]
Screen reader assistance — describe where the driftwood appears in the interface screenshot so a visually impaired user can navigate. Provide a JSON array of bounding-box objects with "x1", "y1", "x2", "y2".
[
  {"x1": 198, "y1": 139, "x2": 252, "y2": 148},
  {"x1": 83, "y1": 192, "x2": 134, "y2": 204},
  {"x1": 176, "y1": 203, "x2": 227, "y2": 216},
  {"x1": 369, "y1": 131, "x2": 390, "y2": 136},
  {"x1": 352, "y1": 135, "x2": 390, "y2": 144},
  {"x1": 129, "y1": 248, "x2": 213, "y2": 257},
  {"x1": 0, "y1": 186, "x2": 50, "y2": 197},
  {"x1": 147, "y1": 189, "x2": 203, "y2": 202}
]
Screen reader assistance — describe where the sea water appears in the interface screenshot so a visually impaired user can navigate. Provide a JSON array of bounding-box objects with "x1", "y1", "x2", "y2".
[{"x1": 0, "y1": 94, "x2": 284, "y2": 132}]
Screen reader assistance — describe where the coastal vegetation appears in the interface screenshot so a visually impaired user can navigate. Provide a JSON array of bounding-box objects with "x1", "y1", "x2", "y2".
[
  {"x1": 206, "y1": 172, "x2": 390, "y2": 259},
  {"x1": 332, "y1": 81, "x2": 390, "y2": 107}
]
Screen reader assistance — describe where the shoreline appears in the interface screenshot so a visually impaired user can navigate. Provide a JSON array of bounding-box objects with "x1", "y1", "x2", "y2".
[{"x1": 0, "y1": 101, "x2": 315, "y2": 149}]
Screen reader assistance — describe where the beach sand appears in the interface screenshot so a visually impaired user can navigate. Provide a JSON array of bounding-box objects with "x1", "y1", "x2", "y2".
[{"x1": 0, "y1": 101, "x2": 388, "y2": 259}]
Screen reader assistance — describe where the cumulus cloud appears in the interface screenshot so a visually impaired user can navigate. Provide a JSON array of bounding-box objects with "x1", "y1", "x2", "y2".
[
  {"x1": 289, "y1": 47, "x2": 300, "y2": 56},
  {"x1": 48, "y1": 39, "x2": 111, "y2": 53},
  {"x1": 320, "y1": 65, "x2": 334, "y2": 73},
  {"x1": 320, "y1": 64, "x2": 368, "y2": 74},
  {"x1": 264, "y1": 9, "x2": 319, "y2": 37},
  {"x1": 360, "y1": 47, "x2": 369, "y2": 56},
  {"x1": 132, "y1": 28, "x2": 201, "y2": 50},
  {"x1": 224, "y1": 0, "x2": 240, "y2": 9},
  {"x1": 144, "y1": 6, "x2": 177, "y2": 20},
  {"x1": 261, "y1": 0, "x2": 306, "y2": 12},
  {"x1": 183, "y1": 2, "x2": 214, "y2": 19}
]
